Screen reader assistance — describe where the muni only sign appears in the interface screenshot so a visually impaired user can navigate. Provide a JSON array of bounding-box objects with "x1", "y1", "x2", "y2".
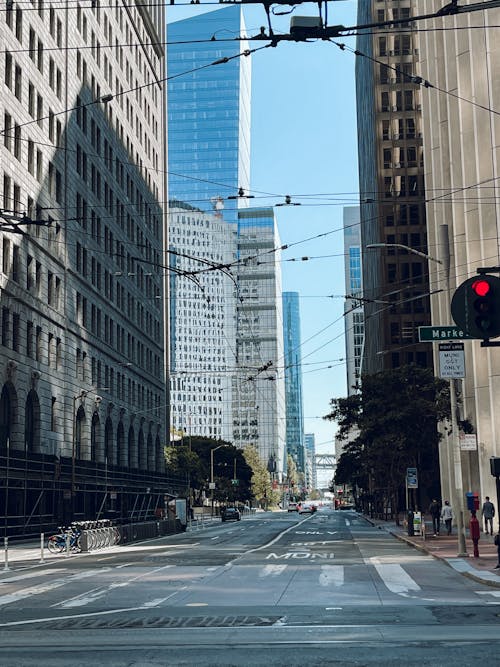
[{"x1": 418, "y1": 325, "x2": 475, "y2": 342}]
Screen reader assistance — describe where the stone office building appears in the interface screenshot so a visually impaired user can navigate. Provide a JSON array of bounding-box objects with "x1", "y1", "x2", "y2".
[{"x1": 0, "y1": 0, "x2": 181, "y2": 536}]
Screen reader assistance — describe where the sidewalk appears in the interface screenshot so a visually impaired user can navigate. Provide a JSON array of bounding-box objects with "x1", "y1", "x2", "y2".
[{"x1": 364, "y1": 514, "x2": 500, "y2": 588}]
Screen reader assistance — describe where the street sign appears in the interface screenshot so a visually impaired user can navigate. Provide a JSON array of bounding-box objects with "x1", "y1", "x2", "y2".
[
  {"x1": 231, "y1": 479, "x2": 239, "y2": 486},
  {"x1": 439, "y1": 342, "x2": 465, "y2": 378},
  {"x1": 459, "y1": 434, "x2": 477, "y2": 451},
  {"x1": 418, "y1": 325, "x2": 474, "y2": 342},
  {"x1": 406, "y1": 467, "x2": 418, "y2": 489}
]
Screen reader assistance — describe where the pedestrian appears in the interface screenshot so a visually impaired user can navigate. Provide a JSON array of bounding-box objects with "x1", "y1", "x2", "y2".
[
  {"x1": 428, "y1": 499, "x2": 441, "y2": 536},
  {"x1": 481, "y1": 496, "x2": 495, "y2": 535},
  {"x1": 441, "y1": 500, "x2": 453, "y2": 536},
  {"x1": 470, "y1": 510, "x2": 480, "y2": 558},
  {"x1": 494, "y1": 532, "x2": 500, "y2": 569}
]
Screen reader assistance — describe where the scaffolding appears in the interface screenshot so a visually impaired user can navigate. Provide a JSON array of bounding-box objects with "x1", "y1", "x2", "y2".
[{"x1": 0, "y1": 445, "x2": 186, "y2": 538}]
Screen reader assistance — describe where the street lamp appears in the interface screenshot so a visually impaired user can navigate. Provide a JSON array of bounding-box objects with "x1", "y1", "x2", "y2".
[
  {"x1": 210, "y1": 444, "x2": 227, "y2": 516},
  {"x1": 365, "y1": 243, "x2": 443, "y2": 264},
  {"x1": 367, "y1": 237, "x2": 467, "y2": 556}
]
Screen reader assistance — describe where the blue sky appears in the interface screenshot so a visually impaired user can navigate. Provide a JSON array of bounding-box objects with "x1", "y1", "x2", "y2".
[{"x1": 166, "y1": 1, "x2": 359, "y2": 474}]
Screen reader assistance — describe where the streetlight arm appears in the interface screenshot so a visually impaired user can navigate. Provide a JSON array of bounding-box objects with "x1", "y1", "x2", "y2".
[{"x1": 366, "y1": 243, "x2": 443, "y2": 264}]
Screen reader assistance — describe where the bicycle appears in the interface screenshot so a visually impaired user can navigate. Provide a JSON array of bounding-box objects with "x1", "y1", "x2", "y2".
[{"x1": 47, "y1": 525, "x2": 82, "y2": 554}]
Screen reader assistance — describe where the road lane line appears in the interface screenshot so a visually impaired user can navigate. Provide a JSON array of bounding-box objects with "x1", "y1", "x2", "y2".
[
  {"x1": 372, "y1": 562, "x2": 420, "y2": 594},
  {"x1": 0, "y1": 569, "x2": 67, "y2": 584},
  {"x1": 54, "y1": 564, "x2": 175, "y2": 608},
  {"x1": 259, "y1": 564, "x2": 287, "y2": 578},
  {"x1": 319, "y1": 565, "x2": 344, "y2": 588},
  {"x1": 0, "y1": 569, "x2": 109, "y2": 607}
]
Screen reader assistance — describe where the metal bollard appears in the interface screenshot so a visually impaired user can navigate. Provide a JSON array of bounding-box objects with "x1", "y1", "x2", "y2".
[
  {"x1": 40, "y1": 532, "x2": 45, "y2": 563},
  {"x1": 3, "y1": 537, "x2": 9, "y2": 571},
  {"x1": 65, "y1": 532, "x2": 71, "y2": 557}
]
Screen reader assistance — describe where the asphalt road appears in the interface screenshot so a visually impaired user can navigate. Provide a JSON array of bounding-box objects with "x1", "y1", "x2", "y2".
[{"x1": 1, "y1": 509, "x2": 500, "y2": 666}]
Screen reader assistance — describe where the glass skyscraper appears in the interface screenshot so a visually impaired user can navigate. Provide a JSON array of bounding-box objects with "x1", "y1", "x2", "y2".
[
  {"x1": 283, "y1": 292, "x2": 305, "y2": 472},
  {"x1": 167, "y1": 6, "x2": 251, "y2": 224}
]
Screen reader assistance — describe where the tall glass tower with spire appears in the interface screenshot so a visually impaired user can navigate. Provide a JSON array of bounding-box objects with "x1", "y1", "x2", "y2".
[{"x1": 167, "y1": 6, "x2": 251, "y2": 224}]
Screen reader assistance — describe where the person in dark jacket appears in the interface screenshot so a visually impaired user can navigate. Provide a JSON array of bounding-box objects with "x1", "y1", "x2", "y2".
[{"x1": 428, "y1": 499, "x2": 441, "y2": 536}]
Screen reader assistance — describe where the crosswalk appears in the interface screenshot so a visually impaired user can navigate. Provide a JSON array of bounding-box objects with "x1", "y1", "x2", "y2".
[{"x1": 0, "y1": 556, "x2": 494, "y2": 614}]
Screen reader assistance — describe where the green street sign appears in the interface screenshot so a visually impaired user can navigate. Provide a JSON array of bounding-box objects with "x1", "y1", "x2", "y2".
[
  {"x1": 418, "y1": 325, "x2": 476, "y2": 342},
  {"x1": 231, "y1": 479, "x2": 239, "y2": 486}
]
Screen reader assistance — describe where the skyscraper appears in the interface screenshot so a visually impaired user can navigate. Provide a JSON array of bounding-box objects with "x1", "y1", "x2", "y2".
[
  {"x1": 282, "y1": 292, "x2": 305, "y2": 472},
  {"x1": 356, "y1": 1, "x2": 432, "y2": 374},
  {"x1": 168, "y1": 202, "x2": 237, "y2": 441},
  {"x1": 235, "y1": 208, "x2": 286, "y2": 478},
  {"x1": 167, "y1": 6, "x2": 251, "y2": 223},
  {"x1": 343, "y1": 207, "x2": 364, "y2": 393}
]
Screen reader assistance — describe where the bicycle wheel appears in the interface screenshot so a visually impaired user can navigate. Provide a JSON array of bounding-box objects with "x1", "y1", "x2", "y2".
[{"x1": 47, "y1": 536, "x2": 64, "y2": 554}]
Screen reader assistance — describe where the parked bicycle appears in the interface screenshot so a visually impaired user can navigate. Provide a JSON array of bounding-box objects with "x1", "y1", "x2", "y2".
[{"x1": 47, "y1": 524, "x2": 82, "y2": 554}]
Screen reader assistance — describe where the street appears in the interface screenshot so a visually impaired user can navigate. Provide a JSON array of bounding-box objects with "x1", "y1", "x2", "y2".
[{"x1": 1, "y1": 509, "x2": 499, "y2": 666}]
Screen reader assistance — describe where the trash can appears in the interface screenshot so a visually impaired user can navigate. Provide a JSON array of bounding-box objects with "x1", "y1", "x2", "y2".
[{"x1": 407, "y1": 510, "x2": 415, "y2": 536}]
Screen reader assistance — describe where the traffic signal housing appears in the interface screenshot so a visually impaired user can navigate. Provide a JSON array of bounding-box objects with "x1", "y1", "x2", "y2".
[{"x1": 451, "y1": 274, "x2": 500, "y2": 339}]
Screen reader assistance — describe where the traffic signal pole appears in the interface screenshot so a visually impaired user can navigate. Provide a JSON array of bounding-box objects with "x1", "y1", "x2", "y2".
[{"x1": 440, "y1": 225, "x2": 468, "y2": 556}]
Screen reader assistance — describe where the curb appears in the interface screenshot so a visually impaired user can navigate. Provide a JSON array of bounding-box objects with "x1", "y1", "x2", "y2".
[{"x1": 388, "y1": 526, "x2": 500, "y2": 589}]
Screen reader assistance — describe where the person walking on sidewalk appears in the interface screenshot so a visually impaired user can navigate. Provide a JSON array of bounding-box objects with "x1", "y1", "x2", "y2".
[
  {"x1": 481, "y1": 496, "x2": 495, "y2": 535},
  {"x1": 441, "y1": 500, "x2": 453, "y2": 536},
  {"x1": 428, "y1": 499, "x2": 441, "y2": 536}
]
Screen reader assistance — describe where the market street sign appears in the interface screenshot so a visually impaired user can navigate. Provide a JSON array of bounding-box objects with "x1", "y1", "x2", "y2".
[
  {"x1": 418, "y1": 325, "x2": 475, "y2": 342},
  {"x1": 439, "y1": 342, "x2": 465, "y2": 378}
]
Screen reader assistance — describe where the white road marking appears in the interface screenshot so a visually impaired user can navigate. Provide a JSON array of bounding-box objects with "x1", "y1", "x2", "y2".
[
  {"x1": 0, "y1": 569, "x2": 67, "y2": 584},
  {"x1": 476, "y1": 591, "x2": 500, "y2": 597},
  {"x1": 0, "y1": 569, "x2": 109, "y2": 607},
  {"x1": 319, "y1": 565, "x2": 344, "y2": 588},
  {"x1": 259, "y1": 564, "x2": 287, "y2": 578},
  {"x1": 345, "y1": 519, "x2": 350, "y2": 526},
  {"x1": 371, "y1": 561, "x2": 420, "y2": 594},
  {"x1": 54, "y1": 565, "x2": 174, "y2": 609}
]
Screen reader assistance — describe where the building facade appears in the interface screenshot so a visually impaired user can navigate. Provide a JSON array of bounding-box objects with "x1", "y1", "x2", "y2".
[
  {"x1": 167, "y1": 6, "x2": 251, "y2": 223},
  {"x1": 304, "y1": 432, "x2": 317, "y2": 493},
  {"x1": 168, "y1": 202, "x2": 236, "y2": 441},
  {"x1": 0, "y1": 0, "x2": 178, "y2": 536},
  {"x1": 356, "y1": 1, "x2": 432, "y2": 374},
  {"x1": 235, "y1": 208, "x2": 286, "y2": 478},
  {"x1": 343, "y1": 206, "x2": 364, "y2": 393},
  {"x1": 282, "y1": 291, "x2": 305, "y2": 472},
  {"x1": 418, "y1": 3, "x2": 500, "y2": 507}
]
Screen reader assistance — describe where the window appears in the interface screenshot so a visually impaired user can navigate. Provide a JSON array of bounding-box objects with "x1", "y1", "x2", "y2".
[
  {"x1": 14, "y1": 124, "x2": 21, "y2": 160},
  {"x1": 3, "y1": 112, "x2": 12, "y2": 151},
  {"x1": 12, "y1": 313, "x2": 20, "y2": 352},
  {"x1": 37, "y1": 38, "x2": 43, "y2": 72},
  {"x1": 36, "y1": 93, "x2": 43, "y2": 127},
  {"x1": 14, "y1": 64, "x2": 21, "y2": 101},
  {"x1": 36, "y1": 149, "x2": 42, "y2": 182},
  {"x1": 26, "y1": 321, "x2": 34, "y2": 357},
  {"x1": 15, "y1": 8, "x2": 23, "y2": 42},
  {"x1": 4, "y1": 51, "x2": 13, "y2": 88},
  {"x1": 29, "y1": 28, "x2": 36, "y2": 61},
  {"x1": 35, "y1": 325, "x2": 42, "y2": 362},
  {"x1": 28, "y1": 82, "x2": 35, "y2": 116},
  {"x1": 2, "y1": 308, "x2": 10, "y2": 347}
]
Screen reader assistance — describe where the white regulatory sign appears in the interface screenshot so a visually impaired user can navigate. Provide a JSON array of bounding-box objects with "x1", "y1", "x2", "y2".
[{"x1": 438, "y1": 342, "x2": 465, "y2": 378}]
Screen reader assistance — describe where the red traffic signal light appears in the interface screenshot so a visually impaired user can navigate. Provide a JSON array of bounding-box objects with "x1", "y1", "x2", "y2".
[
  {"x1": 471, "y1": 279, "x2": 491, "y2": 297},
  {"x1": 451, "y1": 274, "x2": 500, "y2": 339}
]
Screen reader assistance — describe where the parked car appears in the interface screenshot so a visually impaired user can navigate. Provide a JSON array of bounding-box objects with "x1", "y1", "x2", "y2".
[
  {"x1": 287, "y1": 502, "x2": 299, "y2": 512},
  {"x1": 221, "y1": 507, "x2": 241, "y2": 522}
]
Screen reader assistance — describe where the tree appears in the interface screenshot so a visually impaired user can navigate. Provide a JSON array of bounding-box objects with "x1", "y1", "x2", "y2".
[
  {"x1": 165, "y1": 436, "x2": 252, "y2": 505},
  {"x1": 244, "y1": 445, "x2": 280, "y2": 508},
  {"x1": 324, "y1": 365, "x2": 450, "y2": 518}
]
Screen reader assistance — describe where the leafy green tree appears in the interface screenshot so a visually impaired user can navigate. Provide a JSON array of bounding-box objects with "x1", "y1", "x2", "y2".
[
  {"x1": 244, "y1": 445, "x2": 280, "y2": 508},
  {"x1": 324, "y1": 365, "x2": 450, "y2": 517},
  {"x1": 166, "y1": 437, "x2": 252, "y2": 505}
]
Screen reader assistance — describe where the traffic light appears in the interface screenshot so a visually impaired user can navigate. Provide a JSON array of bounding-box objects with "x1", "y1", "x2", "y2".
[{"x1": 451, "y1": 274, "x2": 500, "y2": 339}]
